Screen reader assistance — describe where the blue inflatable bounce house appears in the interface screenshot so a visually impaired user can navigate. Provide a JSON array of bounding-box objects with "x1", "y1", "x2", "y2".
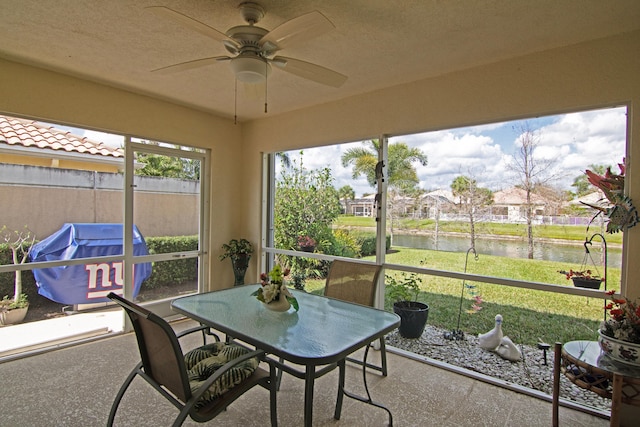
[{"x1": 29, "y1": 223, "x2": 152, "y2": 304}]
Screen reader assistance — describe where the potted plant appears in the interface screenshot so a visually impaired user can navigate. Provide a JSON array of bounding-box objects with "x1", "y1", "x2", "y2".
[
  {"x1": 386, "y1": 272, "x2": 429, "y2": 338},
  {"x1": 598, "y1": 290, "x2": 640, "y2": 367},
  {"x1": 583, "y1": 160, "x2": 638, "y2": 233},
  {"x1": 297, "y1": 235, "x2": 316, "y2": 252},
  {"x1": 0, "y1": 226, "x2": 35, "y2": 325},
  {"x1": 219, "y1": 238, "x2": 253, "y2": 286},
  {"x1": 558, "y1": 269, "x2": 604, "y2": 289},
  {"x1": 291, "y1": 270, "x2": 306, "y2": 290}
]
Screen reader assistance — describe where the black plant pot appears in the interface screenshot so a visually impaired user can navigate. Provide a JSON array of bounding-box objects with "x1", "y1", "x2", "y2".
[
  {"x1": 231, "y1": 254, "x2": 250, "y2": 286},
  {"x1": 393, "y1": 301, "x2": 429, "y2": 339},
  {"x1": 571, "y1": 277, "x2": 602, "y2": 289}
]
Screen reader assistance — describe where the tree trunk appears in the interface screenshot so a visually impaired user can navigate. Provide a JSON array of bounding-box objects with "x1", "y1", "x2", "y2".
[
  {"x1": 434, "y1": 203, "x2": 440, "y2": 250},
  {"x1": 11, "y1": 247, "x2": 22, "y2": 303},
  {"x1": 526, "y1": 191, "x2": 534, "y2": 259},
  {"x1": 469, "y1": 210, "x2": 476, "y2": 252}
]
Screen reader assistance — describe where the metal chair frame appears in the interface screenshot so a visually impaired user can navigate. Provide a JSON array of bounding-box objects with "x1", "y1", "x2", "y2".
[
  {"x1": 323, "y1": 260, "x2": 387, "y2": 376},
  {"x1": 106, "y1": 292, "x2": 278, "y2": 427}
]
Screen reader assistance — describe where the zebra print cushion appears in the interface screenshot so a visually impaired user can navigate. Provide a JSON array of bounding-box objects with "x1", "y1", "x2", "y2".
[{"x1": 184, "y1": 342, "x2": 259, "y2": 408}]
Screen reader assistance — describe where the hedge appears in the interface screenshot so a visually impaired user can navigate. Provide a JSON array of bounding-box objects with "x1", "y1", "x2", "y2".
[
  {"x1": 0, "y1": 235, "x2": 199, "y2": 301},
  {"x1": 144, "y1": 235, "x2": 198, "y2": 288},
  {"x1": 1, "y1": 233, "x2": 388, "y2": 300}
]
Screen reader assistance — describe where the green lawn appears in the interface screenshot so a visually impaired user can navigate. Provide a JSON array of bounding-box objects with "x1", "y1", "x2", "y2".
[
  {"x1": 303, "y1": 245, "x2": 616, "y2": 346},
  {"x1": 313, "y1": 215, "x2": 620, "y2": 345}
]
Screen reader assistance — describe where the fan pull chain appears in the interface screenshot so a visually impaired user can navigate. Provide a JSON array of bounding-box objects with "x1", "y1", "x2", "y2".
[
  {"x1": 234, "y1": 78, "x2": 238, "y2": 125},
  {"x1": 264, "y1": 61, "x2": 268, "y2": 113}
]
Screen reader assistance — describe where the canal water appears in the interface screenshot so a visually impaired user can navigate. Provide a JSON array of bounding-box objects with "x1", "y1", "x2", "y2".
[{"x1": 392, "y1": 233, "x2": 621, "y2": 268}]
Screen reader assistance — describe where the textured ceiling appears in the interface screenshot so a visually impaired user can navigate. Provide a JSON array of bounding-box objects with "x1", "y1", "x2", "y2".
[{"x1": 1, "y1": 0, "x2": 639, "y2": 122}]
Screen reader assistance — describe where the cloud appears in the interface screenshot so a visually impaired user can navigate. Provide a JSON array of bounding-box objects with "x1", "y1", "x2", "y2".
[
  {"x1": 395, "y1": 131, "x2": 504, "y2": 191},
  {"x1": 278, "y1": 144, "x2": 377, "y2": 197},
  {"x1": 83, "y1": 130, "x2": 125, "y2": 148},
  {"x1": 534, "y1": 109, "x2": 626, "y2": 188},
  {"x1": 278, "y1": 107, "x2": 626, "y2": 197}
]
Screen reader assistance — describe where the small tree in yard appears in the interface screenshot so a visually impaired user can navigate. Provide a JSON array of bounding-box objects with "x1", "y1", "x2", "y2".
[
  {"x1": 451, "y1": 175, "x2": 493, "y2": 252},
  {"x1": 1, "y1": 226, "x2": 36, "y2": 308},
  {"x1": 505, "y1": 123, "x2": 559, "y2": 259},
  {"x1": 274, "y1": 152, "x2": 341, "y2": 273}
]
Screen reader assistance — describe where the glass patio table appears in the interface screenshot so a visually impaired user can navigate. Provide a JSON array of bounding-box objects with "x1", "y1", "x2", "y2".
[{"x1": 171, "y1": 285, "x2": 400, "y2": 427}]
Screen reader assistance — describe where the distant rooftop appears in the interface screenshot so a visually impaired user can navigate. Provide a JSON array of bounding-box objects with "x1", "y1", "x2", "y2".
[
  {"x1": 493, "y1": 187, "x2": 547, "y2": 205},
  {"x1": 0, "y1": 115, "x2": 123, "y2": 159}
]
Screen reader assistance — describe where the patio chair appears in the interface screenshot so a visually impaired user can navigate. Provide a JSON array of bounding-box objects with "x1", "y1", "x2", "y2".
[
  {"x1": 106, "y1": 292, "x2": 277, "y2": 427},
  {"x1": 324, "y1": 260, "x2": 388, "y2": 376}
]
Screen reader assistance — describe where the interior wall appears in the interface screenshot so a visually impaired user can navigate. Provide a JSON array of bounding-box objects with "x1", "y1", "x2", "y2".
[
  {"x1": 1, "y1": 30, "x2": 639, "y2": 297},
  {"x1": 242, "y1": 30, "x2": 640, "y2": 299},
  {"x1": 0, "y1": 58, "x2": 245, "y2": 290}
]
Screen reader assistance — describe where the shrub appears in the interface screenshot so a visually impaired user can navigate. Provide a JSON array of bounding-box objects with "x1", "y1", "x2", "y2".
[
  {"x1": 331, "y1": 229, "x2": 361, "y2": 258},
  {"x1": 144, "y1": 235, "x2": 198, "y2": 288},
  {"x1": 348, "y1": 232, "x2": 390, "y2": 256},
  {"x1": 0, "y1": 242, "x2": 38, "y2": 304}
]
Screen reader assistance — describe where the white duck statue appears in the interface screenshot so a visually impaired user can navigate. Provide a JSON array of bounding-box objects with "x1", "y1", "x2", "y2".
[
  {"x1": 478, "y1": 314, "x2": 503, "y2": 351},
  {"x1": 496, "y1": 336, "x2": 522, "y2": 361}
]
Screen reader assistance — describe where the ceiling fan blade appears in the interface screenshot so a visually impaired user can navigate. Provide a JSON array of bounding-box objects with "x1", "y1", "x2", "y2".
[
  {"x1": 272, "y1": 56, "x2": 347, "y2": 87},
  {"x1": 260, "y1": 11, "x2": 334, "y2": 51},
  {"x1": 146, "y1": 6, "x2": 240, "y2": 49},
  {"x1": 152, "y1": 56, "x2": 229, "y2": 74}
]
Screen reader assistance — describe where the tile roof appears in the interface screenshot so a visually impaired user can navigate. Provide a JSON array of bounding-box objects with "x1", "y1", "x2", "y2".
[
  {"x1": 493, "y1": 187, "x2": 546, "y2": 205},
  {"x1": 0, "y1": 115, "x2": 123, "y2": 158}
]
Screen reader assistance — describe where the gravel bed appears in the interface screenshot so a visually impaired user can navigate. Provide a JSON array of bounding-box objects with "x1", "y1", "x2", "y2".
[{"x1": 385, "y1": 325, "x2": 611, "y2": 412}]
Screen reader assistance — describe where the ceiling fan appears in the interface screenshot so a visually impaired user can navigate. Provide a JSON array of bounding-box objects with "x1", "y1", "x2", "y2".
[{"x1": 148, "y1": 2, "x2": 348, "y2": 88}]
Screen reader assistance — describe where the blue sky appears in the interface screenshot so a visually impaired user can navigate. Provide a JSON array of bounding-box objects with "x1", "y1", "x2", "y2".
[
  {"x1": 48, "y1": 105, "x2": 626, "y2": 199},
  {"x1": 283, "y1": 106, "x2": 627, "y2": 197}
]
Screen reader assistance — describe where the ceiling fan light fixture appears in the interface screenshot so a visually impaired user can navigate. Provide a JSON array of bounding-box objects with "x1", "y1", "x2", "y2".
[
  {"x1": 149, "y1": 4, "x2": 347, "y2": 89},
  {"x1": 230, "y1": 55, "x2": 271, "y2": 83}
]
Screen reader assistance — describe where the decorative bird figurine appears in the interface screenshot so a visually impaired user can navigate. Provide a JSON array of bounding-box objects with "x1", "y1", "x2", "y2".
[
  {"x1": 478, "y1": 314, "x2": 503, "y2": 351},
  {"x1": 496, "y1": 336, "x2": 522, "y2": 361}
]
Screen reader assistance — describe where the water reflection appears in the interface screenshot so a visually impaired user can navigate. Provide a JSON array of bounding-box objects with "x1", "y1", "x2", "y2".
[{"x1": 392, "y1": 234, "x2": 621, "y2": 268}]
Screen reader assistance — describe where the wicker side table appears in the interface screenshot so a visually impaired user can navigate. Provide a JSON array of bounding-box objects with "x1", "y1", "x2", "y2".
[{"x1": 553, "y1": 340, "x2": 640, "y2": 427}]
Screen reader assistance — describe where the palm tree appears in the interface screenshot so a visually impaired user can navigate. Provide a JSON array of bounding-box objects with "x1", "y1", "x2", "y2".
[
  {"x1": 338, "y1": 185, "x2": 355, "y2": 214},
  {"x1": 342, "y1": 140, "x2": 427, "y2": 242},
  {"x1": 135, "y1": 152, "x2": 185, "y2": 178},
  {"x1": 341, "y1": 139, "x2": 428, "y2": 189}
]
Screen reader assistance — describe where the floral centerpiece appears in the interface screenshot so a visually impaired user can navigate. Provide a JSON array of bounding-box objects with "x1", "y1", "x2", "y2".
[
  {"x1": 583, "y1": 159, "x2": 638, "y2": 233},
  {"x1": 251, "y1": 265, "x2": 299, "y2": 311},
  {"x1": 598, "y1": 290, "x2": 640, "y2": 366}
]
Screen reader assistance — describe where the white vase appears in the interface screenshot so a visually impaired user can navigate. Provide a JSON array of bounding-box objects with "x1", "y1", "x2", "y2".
[
  {"x1": 263, "y1": 289, "x2": 291, "y2": 312},
  {"x1": 598, "y1": 330, "x2": 640, "y2": 367}
]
